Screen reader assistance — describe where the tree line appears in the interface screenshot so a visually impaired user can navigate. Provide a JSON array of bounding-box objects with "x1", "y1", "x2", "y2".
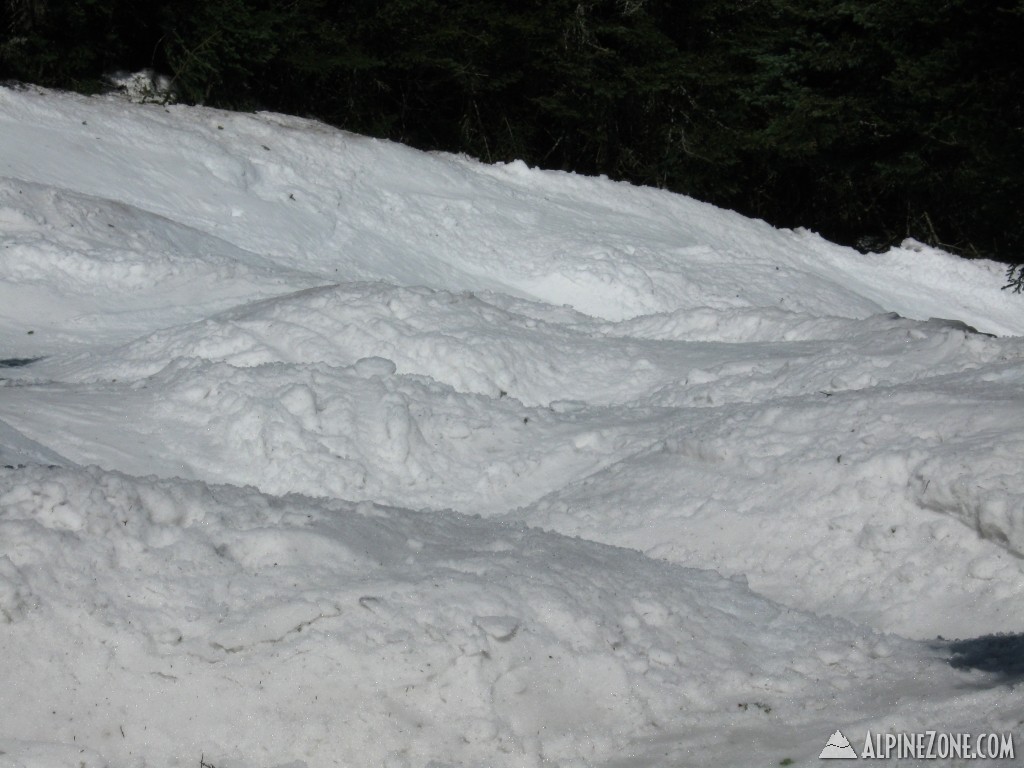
[{"x1": 3, "y1": 0, "x2": 1022, "y2": 266}]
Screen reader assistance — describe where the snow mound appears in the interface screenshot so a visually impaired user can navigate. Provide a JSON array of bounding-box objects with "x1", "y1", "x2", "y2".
[
  {"x1": 0, "y1": 178, "x2": 319, "y2": 355},
  {"x1": 30, "y1": 282, "x2": 1021, "y2": 411},
  {"x1": 516, "y1": 361, "x2": 1024, "y2": 638},
  {"x1": 0, "y1": 464, "x2": 981, "y2": 767},
  {"x1": 0, "y1": 355, "x2": 662, "y2": 514},
  {"x1": 2, "y1": 86, "x2": 1020, "y2": 341}
]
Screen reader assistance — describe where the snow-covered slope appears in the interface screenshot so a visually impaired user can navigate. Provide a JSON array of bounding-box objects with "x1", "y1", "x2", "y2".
[{"x1": 1, "y1": 85, "x2": 1022, "y2": 768}]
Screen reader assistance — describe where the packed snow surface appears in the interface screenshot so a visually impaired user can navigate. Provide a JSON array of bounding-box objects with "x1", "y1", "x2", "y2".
[{"x1": 1, "y1": 85, "x2": 1023, "y2": 767}]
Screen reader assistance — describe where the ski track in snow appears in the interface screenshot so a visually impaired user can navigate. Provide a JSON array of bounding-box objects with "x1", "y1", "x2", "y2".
[{"x1": 1, "y1": 85, "x2": 1023, "y2": 768}]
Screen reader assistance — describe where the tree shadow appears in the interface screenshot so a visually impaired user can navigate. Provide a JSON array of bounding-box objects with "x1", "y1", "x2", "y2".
[
  {"x1": 0, "y1": 358, "x2": 42, "y2": 368},
  {"x1": 936, "y1": 633, "x2": 1024, "y2": 684}
]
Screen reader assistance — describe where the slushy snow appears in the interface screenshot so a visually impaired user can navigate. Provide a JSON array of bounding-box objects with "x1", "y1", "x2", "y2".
[{"x1": 1, "y1": 84, "x2": 1022, "y2": 768}]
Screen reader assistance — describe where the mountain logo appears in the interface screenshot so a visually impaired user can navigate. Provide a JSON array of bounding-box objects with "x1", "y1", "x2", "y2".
[{"x1": 819, "y1": 730, "x2": 858, "y2": 759}]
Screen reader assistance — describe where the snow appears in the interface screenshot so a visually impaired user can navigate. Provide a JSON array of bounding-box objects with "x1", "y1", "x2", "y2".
[{"x1": 1, "y1": 83, "x2": 1023, "y2": 767}]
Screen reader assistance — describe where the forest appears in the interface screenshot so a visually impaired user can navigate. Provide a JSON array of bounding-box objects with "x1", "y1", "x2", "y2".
[{"x1": 3, "y1": 0, "x2": 1022, "y2": 268}]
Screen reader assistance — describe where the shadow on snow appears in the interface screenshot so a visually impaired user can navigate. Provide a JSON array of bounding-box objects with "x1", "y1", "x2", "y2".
[{"x1": 935, "y1": 633, "x2": 1024, "y2": 684}]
